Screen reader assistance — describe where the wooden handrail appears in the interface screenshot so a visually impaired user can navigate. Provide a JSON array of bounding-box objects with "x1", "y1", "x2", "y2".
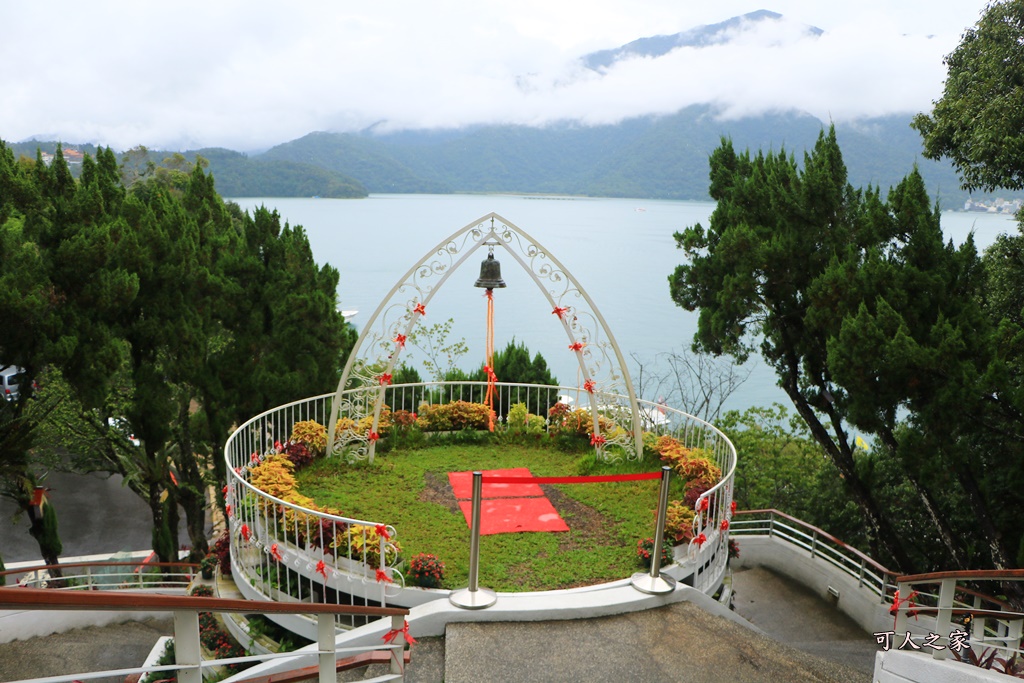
[
  {"x1": 0, "y1": 587, "x2": 409, "y2": 618},
  {"x1": 897, "y1": 568, "x2": 1024, "y2": 584},
  {"x1": 733, "y1": 508, "x2": 897, "y2": 578}
]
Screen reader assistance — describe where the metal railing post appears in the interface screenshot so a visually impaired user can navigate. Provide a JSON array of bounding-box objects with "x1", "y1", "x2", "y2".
[
  {"x1": 631, "y1": 466, "x2": 677, "y2": 595},
  {"x1": 389, "y1": 613, "x2": 406, "y2": 678},
  {"x1": 317, "y1": 613, "x2": 335, "y2": 683},
  {"x1": 934, "y1": 578, "x2": 955, "y2": 660},
  {"x1": 450, "y1": 471, "x2": 497, "y2": 609},
  {"x1": 173, "y1": 609, "x2": 202, "y2": 683}
]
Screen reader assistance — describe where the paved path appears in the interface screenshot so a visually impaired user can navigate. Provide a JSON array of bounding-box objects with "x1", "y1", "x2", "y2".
[
  {"x1": 0, "y1": 567, "x2": 879, "y2": 682},
  {"x1": 732, "y1": 565, "x2": 878, "y2": 677}
]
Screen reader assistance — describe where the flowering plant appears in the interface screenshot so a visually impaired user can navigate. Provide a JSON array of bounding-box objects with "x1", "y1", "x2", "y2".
[
  {"x1": 407, "y1": 553, "x2": 445, "y2": 588},
  {"x1": 728, "y1": 538, "x2": 740, "y2": 560},
  {"x1": 635, "y1": 537, "x2": 673, "y2": 570}
]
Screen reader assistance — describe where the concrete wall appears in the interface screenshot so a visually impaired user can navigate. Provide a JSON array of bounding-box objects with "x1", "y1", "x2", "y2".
[
  {"x1": 732, "y1": 535, "x2": 896, "y2": 634},
  {"x1": 0, "y1": 607, "x2": 170, "y2": 644},
  {"x1": 875, "y1": 650, "x2": 1009, "y2": 683}
]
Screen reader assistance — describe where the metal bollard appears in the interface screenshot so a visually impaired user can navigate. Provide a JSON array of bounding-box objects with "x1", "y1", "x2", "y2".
[
  {"x1": 450, "y1": 471, "x2": 497, "y2": 609},
  {"x1": 630, "y1": 466, "x2": 677, "y2": 595}
]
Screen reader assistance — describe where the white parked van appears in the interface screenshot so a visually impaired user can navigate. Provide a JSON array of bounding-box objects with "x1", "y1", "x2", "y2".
[{"x1": 1, "y1": 365, "x2": 24, "y2": 402}]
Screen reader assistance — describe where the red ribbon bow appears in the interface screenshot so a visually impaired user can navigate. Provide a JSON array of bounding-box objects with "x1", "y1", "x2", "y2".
[
  {"x1": 590, "y1": 433, "x2": 607, "y2": 447},
  {"x1": 483, "y1": 365, "x2": 498, "y2": 381},
  {"x1": 695, "y1": 533, "x2": 707, "y2": 547},
  {"x1": 375, "y1": 568, "x2": 394, "y2": 584},
  {"x1": 568, "y1": 341, "x2": 585, "y2": 352},
  {"x1": 393, "y1": 334, "x2": 406, "y2": 348},
  {"x1": 730, "y1": 501, "x2": 737, "y2": 515},
  {"x1": 720, "y1": 520, "x2": 729, "y2": 531},
  {"x1": 583, "y1": 379, "x2": 596, "y2": 393},
  {"x1": 250, "y1": 452, "x2": 260, "y2": 464},
  {"x1": 375, "y1": 524, "x2": 391, "y2": 540},
  {"x1": 274, "y1": 440, "x2": 283, "y2": 453},
  {"x1": 316, "y1": 560, "x2": 328, "y2": 579},
  {"x1": 413, "y1": 303, "x2": 426, "y2": 316},
  {"x1": 368, "y1": 431, "x2": 380, "y2": 442},
  {"x1": 378, "y1": 373, "x2": 392, "y2": 385},
  {"x1": 271, "y1": 543, "x2": 283, "y2": 562},
  {"x1": 240, "y1": 523, "x2": 250, "y2": 541},
  {"x1": 383, "y1": 620, "x2": 417, "y2": 646},
  {"x1": 552, "y1": 306, "x2": 569, "y2": 319},
  {"x1": 697, "y1": 497, "x2": 710, "y2": 512},
  {"x1": 221, "y1": 485, "x2": 228, "y2": 496},
  {"x1": 225, "y1": 504, "x2": 232, "y2": 518}
]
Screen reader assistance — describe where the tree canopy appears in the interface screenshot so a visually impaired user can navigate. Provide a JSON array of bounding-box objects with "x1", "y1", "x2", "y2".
[
  {"x1": 913, "y1": 0, "x2": 1024, "y2": 191},
  {"x1": 0, "y1": 140, "x2": 355, "y2": 565},
  {"x1": 670, "y1": 128, "x2": 1024, "y2": 573}
]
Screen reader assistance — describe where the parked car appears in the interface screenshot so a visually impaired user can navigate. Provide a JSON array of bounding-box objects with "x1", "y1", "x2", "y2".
[{"x1": 1, "y1": 365, "x2": 24, "y2": 402}]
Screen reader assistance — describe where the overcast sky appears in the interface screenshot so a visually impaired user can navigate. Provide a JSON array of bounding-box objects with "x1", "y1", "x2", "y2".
[{"x1": 0, "y1": 1, "x2": 991, "y2": 152}]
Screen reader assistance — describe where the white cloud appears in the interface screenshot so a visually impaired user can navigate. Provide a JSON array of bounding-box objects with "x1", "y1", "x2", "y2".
[{"x1": 0, "y1": 1, "x2": 988, "y2": 151}]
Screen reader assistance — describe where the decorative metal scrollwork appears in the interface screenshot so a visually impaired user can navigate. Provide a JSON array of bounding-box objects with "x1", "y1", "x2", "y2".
[{"x1": 327, "y1": 213, "x2": 644, "y2": 462}]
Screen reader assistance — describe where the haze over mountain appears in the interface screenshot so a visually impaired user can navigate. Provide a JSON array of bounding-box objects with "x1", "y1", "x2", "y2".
[
  {"x1": 1, "y1": 3, "x2": 985, "y2": 151},
  {"x1": 581, "y1": 10, "x2": 824, "y2": 71}
]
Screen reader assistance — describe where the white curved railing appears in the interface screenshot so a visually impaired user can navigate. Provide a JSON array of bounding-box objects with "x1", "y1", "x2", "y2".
[{"x1": 225, "y1": 381, "x2": 737, "y2": 634}]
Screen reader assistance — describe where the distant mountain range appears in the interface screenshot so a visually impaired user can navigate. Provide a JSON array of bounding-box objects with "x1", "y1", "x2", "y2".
[
  {"x1": 8, "y1": 10, "x2": 1000, "y2": 207},
  {"x1": 581, "y1": 10, "x2": 823, "y2": 71}
]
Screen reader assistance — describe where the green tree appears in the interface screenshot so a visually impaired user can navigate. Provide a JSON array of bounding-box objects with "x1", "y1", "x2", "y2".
[
  {"x1": 912, "y1": 0, "x2": 1024, "y2": 191},
  {"x1": 668, "y1": 128, "x2": 1010, "y2": 572}
]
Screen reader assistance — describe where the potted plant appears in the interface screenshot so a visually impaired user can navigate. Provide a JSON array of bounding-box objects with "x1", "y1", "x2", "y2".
[
  {"x1": 200, "y1": 554, "x2": 219, "y2": 580},
  {"x1": 407, "y1": 553, "x2": 445, "y2": 589}
]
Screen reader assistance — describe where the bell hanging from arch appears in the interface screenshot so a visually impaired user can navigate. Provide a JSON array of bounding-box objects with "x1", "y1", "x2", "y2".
[{"x1": 474, "y1": 250, "x2": 506, "y2": 289}]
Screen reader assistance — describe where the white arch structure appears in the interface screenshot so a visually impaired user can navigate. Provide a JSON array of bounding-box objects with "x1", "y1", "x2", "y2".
[{"x1": 327, "y1": 213, "x2": 644, "y2": 462}]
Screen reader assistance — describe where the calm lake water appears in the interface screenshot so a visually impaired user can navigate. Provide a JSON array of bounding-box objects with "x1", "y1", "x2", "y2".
[{"x1": 229, "y1": 194, "x2": 1018, "y2": 415}]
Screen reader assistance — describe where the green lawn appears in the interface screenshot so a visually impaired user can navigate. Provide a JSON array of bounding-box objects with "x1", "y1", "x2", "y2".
[{"x1": 294, "y1": 441, "x2": 679, "y2": 592}]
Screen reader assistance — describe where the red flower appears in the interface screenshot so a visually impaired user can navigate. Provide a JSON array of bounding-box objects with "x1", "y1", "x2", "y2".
[
  {"x1": 583, "y1": 379, "x2": 596, "y2": 393},
  {"x1": 375, "y1": 524, "x2": 391, "y2": 540},
  {"x1": 720, "y1": 519, "x2": 729, "y2": 531},
  {"x1": 271, "y1": 543, "x2": 283, "y2": 562},
  {"x1": 393, "y1": 334, "x2": 407, "y2": 348},
  {"x1": 568, "y1": 341, "x2": 585, "y2": 352},
  {"x1": 368, "y1": 431, "x2": 380, "y2": 442},
  {"x1": 316, "y1": 560, "x2": 328, "y2": 579},
  {"x1": 375, "y1": 568, "x2": 393, "y2": 584},
  {"x1": 378, "y1": 373, "x2": 392, "y2": 385},
  {"x1": 590, "y1": 433, "x2": 607, "y2": 447},
  {"x1": 552, "y1": 306, "x2": 569, "y2": 319},
  {"x1": 695, "y1": 533, "x2": 707, "y2": 547},
  {"x1": 413, "y1": 302, "x2": 426, "y2": 316},
  {"x1": 240, "y1": 523, "x2": 250, "y2": 541}
]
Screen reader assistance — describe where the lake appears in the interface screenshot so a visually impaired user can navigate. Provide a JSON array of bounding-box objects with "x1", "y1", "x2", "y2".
[{"x1": 228, "y1": 194, "x2": 1018, "y2": 416}]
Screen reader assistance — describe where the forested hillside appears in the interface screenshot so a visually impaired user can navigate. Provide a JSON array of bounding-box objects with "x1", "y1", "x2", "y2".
[{"x1": 257, "y1": 106, "x2": 982, "y2": 207}]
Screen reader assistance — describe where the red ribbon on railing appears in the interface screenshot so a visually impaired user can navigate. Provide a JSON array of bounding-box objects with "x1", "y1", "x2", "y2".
[
  {"x1": 589, "y1": 433, "x2": 606, "y2": 447},
  {"x1": 583, "y1": 379, "x2": 596, "y2": 393},
  {"x1": 271, "y1": 543, "x2": 283, "y2": 562},
  {"x1": 383, "y1": 620, "x2": 417, "y2": 646},
  {"x1": 316, "y1": 560, "x2": 328, "y2": 580},
  {"x1": 375, "y1": 524, "x2": 391, "y2": 540},
  {"x1": 393, "y1": 334, "x2": 406, "y2": 349},
  {"x1": 375, "y1": 568, "x2": 393, "y2": 584},
  {"x1": 552, "y1": 306, "x2": 569, "y2": 319},
  {"x1": 368, "y1": 431, "x2": 380, "y2": 442},
  {"x1": 568, "y1": 341, "x2": 585, "y2": 352},
  {"x1": 378, "y1": 373, "x2": 392, "y2": 385},
  {"x1": 483, "y1": 472, "x2": 661, "y2": 484},
  {"x1": 889, "y1": 589, "x2": 921, "y2": 628},
  {"x1": 413, "y1": 302, "x2": 426, "y2": 316}
]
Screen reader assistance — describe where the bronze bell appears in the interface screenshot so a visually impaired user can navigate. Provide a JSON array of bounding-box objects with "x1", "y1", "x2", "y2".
[{"x1": 474, "y1": 251, "x2": 506, "y2": 289}]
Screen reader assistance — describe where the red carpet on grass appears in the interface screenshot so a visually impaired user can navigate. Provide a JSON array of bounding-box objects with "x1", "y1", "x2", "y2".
[{"x1": 448, "y1": 468, "x2": 569, "y2": 535}]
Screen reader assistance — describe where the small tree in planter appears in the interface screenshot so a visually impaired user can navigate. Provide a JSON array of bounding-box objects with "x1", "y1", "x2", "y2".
[
  {"x1": 407, "y1": 553, "x2": 445, "y2": 588},
  {"x1": 200, "y1": 554, "x2": 218, "y2": 580}
]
